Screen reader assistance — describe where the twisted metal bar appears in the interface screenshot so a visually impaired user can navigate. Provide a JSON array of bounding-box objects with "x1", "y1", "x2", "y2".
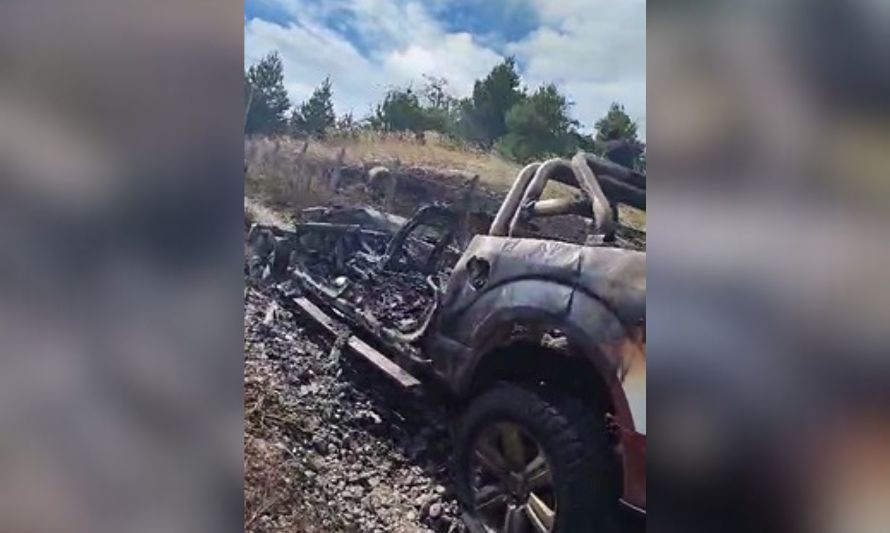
[
  {"x1": 507, "y1": 158, "x2": 573, "y2": 237},
  {"x1": 571, "y1": 152, "x2": 615, "y2": 240},
  {"x1": 488, "y1": 162, "x2": 540, "y2": 236}
]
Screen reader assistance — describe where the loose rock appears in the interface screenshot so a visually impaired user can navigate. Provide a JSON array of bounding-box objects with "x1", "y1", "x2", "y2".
[{"x1": 244, "y1": 284, "x2": 466, "y2": 533}]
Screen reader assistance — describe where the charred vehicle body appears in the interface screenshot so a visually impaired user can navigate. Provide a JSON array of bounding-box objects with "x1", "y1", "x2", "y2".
[{"x1": 247, "y1": 152, "x2": 646, "y2": 532}]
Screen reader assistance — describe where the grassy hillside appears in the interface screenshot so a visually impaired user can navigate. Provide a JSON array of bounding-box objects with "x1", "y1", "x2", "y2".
[
  {"x1": 248, "y1": 132, "x2": 521, "y2": 187},
  {"x1": 245, "y1": 132, "x2": 645, "y2": 231}
]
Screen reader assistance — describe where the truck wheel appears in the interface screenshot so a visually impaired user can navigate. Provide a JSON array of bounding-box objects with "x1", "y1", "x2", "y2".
[{"x1": 454, "y1": 382, "x2": 619, "y2": 533}]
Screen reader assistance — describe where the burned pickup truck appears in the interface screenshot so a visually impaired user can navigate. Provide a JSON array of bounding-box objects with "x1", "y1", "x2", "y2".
[{"x1": 247, "y1": 152, "x2": 645, "y2": 532}]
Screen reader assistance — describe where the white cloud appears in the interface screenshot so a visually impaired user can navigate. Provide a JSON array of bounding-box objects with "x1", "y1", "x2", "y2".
[
  {"x1": 245, "y1": 0, "x2": 646, "y2": 137},
  {"x1": 245, "y1": 17, "x2": 384, "y2": 116},
  {"x1": 510, "y1": 0, "x2": 646, "y2": 137},
  {"x1": 245, "y1": 1, "x2": 501, "y2": 117},
  {"x1": 382, "y1": 33, "x2": 502, "y2": 95},
  {"x1": 348, "y1": 0, "x2": 442, "y2": 49}
]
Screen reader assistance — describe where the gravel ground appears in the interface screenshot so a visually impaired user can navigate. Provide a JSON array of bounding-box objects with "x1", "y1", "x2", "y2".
[{"x1": 244, "y1": 284, "x2": 468, "y2": 533}]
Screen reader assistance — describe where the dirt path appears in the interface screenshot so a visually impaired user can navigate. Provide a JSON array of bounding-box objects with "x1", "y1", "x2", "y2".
[{"x1": 244, "y1": 285, "x2": 467, "y2": 533}]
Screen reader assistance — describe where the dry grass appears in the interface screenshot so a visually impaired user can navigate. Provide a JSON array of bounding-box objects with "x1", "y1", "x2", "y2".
[
  {"x1": 248, "y1": 132, "x2": 522, "y2": 190},
  {"x1": 244, "y1": 132, "x2": 646, "y2": 231},
  {"x1": 245, "y1": 137, "x2": 340, "y2": 212},
  {"x1": 620, "y1": 205, "x2": 647, "y2": 231},
  {"x1": 245, "y1": 197, "x2": 291, "y2": 229},
  {"x1": 330, "y1": 132, "x2": 523, "y2": 189}
]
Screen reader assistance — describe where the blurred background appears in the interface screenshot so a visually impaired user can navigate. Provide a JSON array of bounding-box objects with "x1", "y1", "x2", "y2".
[
  {"x1": 0, "y1": 0, "x2": 888, "y2": 532},
  {"x1": 648, "y1": 1, "x2": 890, "y2": 532},
  {"x1": 0, "y1": 1, "x2": 244, "y2": 532}
]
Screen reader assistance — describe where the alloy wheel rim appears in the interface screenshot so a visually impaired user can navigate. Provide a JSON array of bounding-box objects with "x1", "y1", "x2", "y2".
[{"x1": 470, "y1": 421, "x2": 557, "y2": 533}]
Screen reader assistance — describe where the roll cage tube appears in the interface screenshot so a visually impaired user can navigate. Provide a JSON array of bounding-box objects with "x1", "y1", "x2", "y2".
[
  {"x1": 487, "y1": 152, "x2": 618, "y2": 241},
  {"x1": 488, "y1": 162, "x2": 540, "y2": 237}
]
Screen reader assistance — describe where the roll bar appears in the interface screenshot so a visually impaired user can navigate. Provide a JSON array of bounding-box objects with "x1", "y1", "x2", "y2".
[{"x1": 487, "y1": 151, "x2": 646, "y2": 242}]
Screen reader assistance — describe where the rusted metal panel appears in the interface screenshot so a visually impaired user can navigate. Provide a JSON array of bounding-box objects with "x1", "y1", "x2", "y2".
[
  {"x1": 441, "y1": 235, "x2": 644, "y2": 328},
  {"x1": 292, "y1": 296, "x2": 341, "y2": 336},
  {"x1": 617, "y1": 426, "x2": 647, "y2": 511},
  {"x1": 347, "y1": 336, "x2": 421, "y2": 389},
  {"x1": 292, "y1": 296, "x2": 421, "y2": 389},
  {"x1": 429, "y1": 232, "x2": 646, "y2": 509}
]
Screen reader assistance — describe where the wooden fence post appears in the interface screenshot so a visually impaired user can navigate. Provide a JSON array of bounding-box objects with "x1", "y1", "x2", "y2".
[
  {"x1": 330, "y1": 147, "x2": 346, "y2": 192},
  {"x1": 388, "y1": 158, "x2": 403, "y2": 212},
  {"x1": 384, "y1": 172, "x2": 397, "y2": 212},
  {"x1": 457, "y1": 175, "x2": 479, "y2": 249},
  {"x1": 295, "y1": 140, "x2": 309, "y2": 194}
]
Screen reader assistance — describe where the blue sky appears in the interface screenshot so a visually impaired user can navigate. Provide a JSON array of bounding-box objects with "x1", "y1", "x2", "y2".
[{"x1": 245, "y1": 0, "x2": 645, "y2": 137}]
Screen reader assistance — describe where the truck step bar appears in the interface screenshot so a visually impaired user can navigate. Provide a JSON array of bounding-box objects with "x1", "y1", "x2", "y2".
[{"x1": 292, "y1": 296, "x2": 422, "y2": 390}]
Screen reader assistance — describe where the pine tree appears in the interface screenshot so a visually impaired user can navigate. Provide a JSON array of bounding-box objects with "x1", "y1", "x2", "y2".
[
  {"x1": 245, "y1": 52, "x2": 291, "y2": 134},
  {"x1": 460, "y1": 57, "x2": 525, "y2": 146},
  {"x1": 497, "y1": 84, "x2": 578, "y2": 162},
  {"x1": 593, "y1": 102, "x2": 644, "y2": 169},
  {"x1": 594, "y1": 102, "x2": 639, "y2": 144},
  {"x1": 292, "y1": 77, "x2": 336, "y2": 137}
]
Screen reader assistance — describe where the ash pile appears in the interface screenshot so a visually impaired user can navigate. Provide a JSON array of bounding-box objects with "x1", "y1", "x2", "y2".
[
  {"x1": 243, "y1": 192, "x2": 490, "y2": 532},
  {"x1": 245, "y1": 285, "x2": 466, "y2": 533}
]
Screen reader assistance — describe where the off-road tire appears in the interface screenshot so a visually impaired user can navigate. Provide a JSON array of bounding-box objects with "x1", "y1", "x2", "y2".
[{"x1": 454, "y1": 382, "x2": 620, "y2": 532}]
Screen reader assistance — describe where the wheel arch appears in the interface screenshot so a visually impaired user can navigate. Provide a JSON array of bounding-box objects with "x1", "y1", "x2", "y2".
[
  {"x1": 467, "y1": 341, "x2": 615, "y2": 416},
  {"x1": 444, "y1": 285, "x2": 638, "y2": 433},
  {"x1": 440, "y1": 288, "x2": 646, "y2": 511}
]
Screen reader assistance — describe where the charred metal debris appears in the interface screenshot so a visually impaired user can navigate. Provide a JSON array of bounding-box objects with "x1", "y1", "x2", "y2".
[
  {"x1": 245, "y1": 153, "x2": 644, "y2": 369},
  {"x1": 246, "y1": 199, "x2": 466, "y2": 363}
]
